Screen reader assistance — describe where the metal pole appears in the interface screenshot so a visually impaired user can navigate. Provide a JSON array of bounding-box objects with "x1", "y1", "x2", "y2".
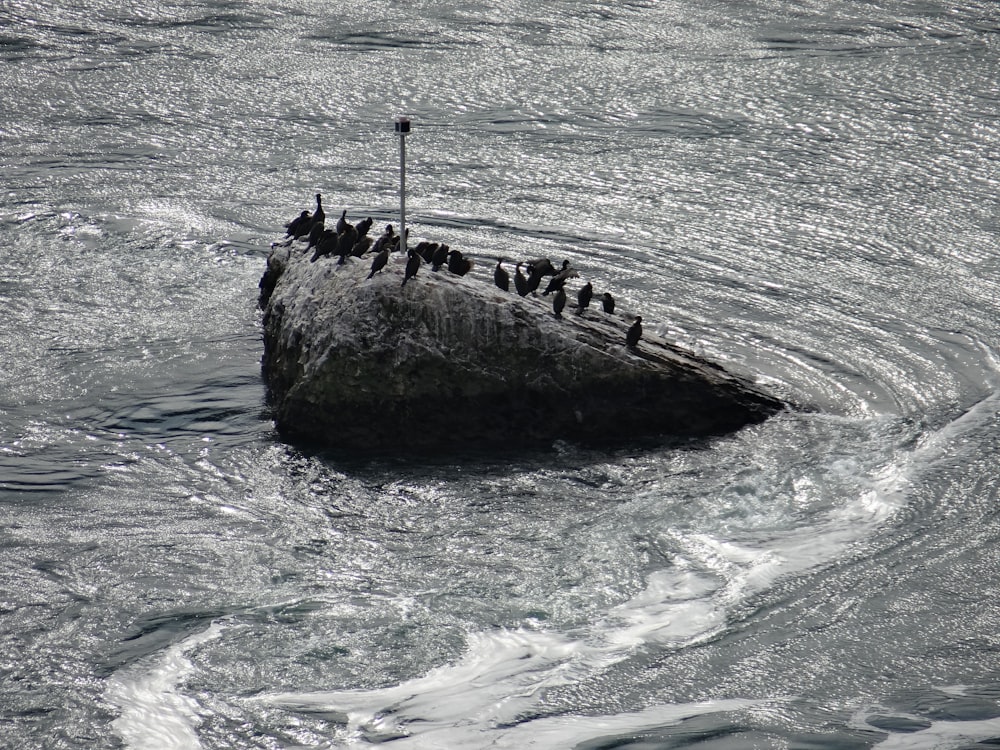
[{"x1": 395, "y1": 116, "x2": 410, "y2": 254}]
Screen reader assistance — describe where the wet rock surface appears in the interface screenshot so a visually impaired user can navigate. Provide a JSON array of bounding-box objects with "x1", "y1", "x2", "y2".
[{"x1": 259, "y1": 244, "x2": 786, "y2": 453}]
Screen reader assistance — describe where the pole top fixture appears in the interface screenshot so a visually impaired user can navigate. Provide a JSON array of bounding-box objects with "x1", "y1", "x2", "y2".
[{"x1": 395, "y1": 116, "x2": 411, "y2": 133}]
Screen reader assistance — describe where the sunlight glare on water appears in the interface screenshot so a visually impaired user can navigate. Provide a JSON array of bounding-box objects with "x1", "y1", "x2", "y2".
[{"x1": 1, "y1": 0, "x2": 999, "y2": 748}]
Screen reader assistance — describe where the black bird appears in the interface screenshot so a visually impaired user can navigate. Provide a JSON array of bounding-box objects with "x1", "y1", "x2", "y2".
[
  {"x1": 526, "y1": 267, "x2": 543, "y2": 295},
  {"x1": 447, "y1": 249, "x2": 472, "y2": 276},
  {"x1": 553, "y1": 287, "x2": 567, "y2": 318},
  {"x1": 514, "y1": 262, "x2": 529, "y2": 296},
  {"x1": 576, "y1": 281, "x2": 592, "y2": 314},
  {"x1": 372, "y1": 224, "x2": 395, "y2": 254},
  {"x1": 311, "y1": 193, "x2": 325, "y2": 228},
  {"x1": 285, "y1": 210, "x2": 311, "y2": 238},
  {"x1": 367, "y1": 246, "x2": 390, "y2": 279},
  {"x1": 336, "y1": 209, "x2": 349, "y2": 235},
  {"x1": 494, "y1": 259, "x2": 509, "y2": 291},
  {"x1": 309, "y1": 228, "x2": 337, "y2": 262},
  {"x1": 525, "y1": 258, "x2": 556, "y2": 277},
  {"x1": 415, "y1": 241, "x2": 436, "y2": 263},
  {"x1": 351, "y1": 235, "x2": 373, "y2": 257},
  {"x1": 336, "y1": 224, "x2": 358, "y2": 264},
  {"x1": 542, "y1": 261, "x2": 574, "y2": 295},
  {"x1": 305, "y1": 218, "x2": 326, "y2": 250},
  {"x1": 431, "y1": 243, "x2": 449, "y2": 271},
  {"x1": 602, "y1": 292, "x2": 615, "y2": 314},
  {"x1": 355, "y1": 216, "x2": 373, "y2": 239},
  {"x1": 626, "y1": 316, "x2": 643, "y2": 348},
  {"x1": 402, "y1": 247, "x2": 421, "y2": 286}
]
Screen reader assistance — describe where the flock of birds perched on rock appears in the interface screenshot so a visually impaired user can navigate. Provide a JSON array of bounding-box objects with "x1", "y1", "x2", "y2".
[{"x1": 278, "y1": 193, "x2": 644, "y2": 350}]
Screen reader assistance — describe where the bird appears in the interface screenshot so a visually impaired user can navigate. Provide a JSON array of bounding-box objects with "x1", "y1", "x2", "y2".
[
  {"x1": 447, "y1": 249, "x2": 472, "y2": 276},
  {"x1": 431, "y1": 243, "x2": 449, "y2": 271},
  {"x1": 336, "y1": 224, "x2": 358, "y2": 264},
  {"x1": 311, "y1": 193, "x2": 325, "y2": 228},
  {"x1": 305, "y1": 218, "x2": 325, "y2": 250},
  {"x1": 525, "y1": 258, "x2": 556, "y2": 277},
  {"x1": 355, "y1": 216, "x2": 373, "y2": 239},
  {"x1": 494, "y1": 259, "x2": 509, "y2": 291},
  {"x1": 309, "y1": 228, "x2": 337, "y2": 262},
  {"x1": 351, "y1": 235, "x2": 373, "y2": 257},
  {"x1": 626, "y1": 316, "x2": 643, "y2": 348},
  {"x1": 576, "y1": 282, "x2": 592, "y2": 314},
  {"x1": 336, "y1": 209, "x2": 349, "y2": 235},
  {"x1": 553, "y1": 287, "x2": 567, "y2": 318},
  {"x1": 526, "y1": 258, "x2": 555, "y2": 295},
  {"x1": 284, "y1": 210, "x2": 311, "y2": 238},
  {"x1": 416, "y1": 241, "x2": 437, "y2": 263},
  {"x1": 602, "y1": 292, "x2": 615, "y2": 314},
  {"x1": 542, "y1": 261, "x2": 575, "y2": 296},
  {"x1": 367, "y1": 246, "x2": 389, "y2": 279},
  {"x1": 372, "y1": 224, "x2": 395, "y2": 254},
  {"x1": 514, "y1": 262, "x2": 529, "y2": 296},
  {"x1": 402, "y1": 247, "x2": 421, "y2": 286},
  {"x1": 526, "y1": 271, "x2": 542, "y2": 295}
]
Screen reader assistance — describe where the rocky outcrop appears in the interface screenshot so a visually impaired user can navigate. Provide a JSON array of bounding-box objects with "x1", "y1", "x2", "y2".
[{"x1": 259, "y1": 245, "x2": 785, "y2": 453}]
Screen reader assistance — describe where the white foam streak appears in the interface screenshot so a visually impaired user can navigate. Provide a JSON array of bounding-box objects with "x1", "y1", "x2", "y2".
[
  {"x1": 105, "y1": 621, "x2": 225, "y2": 750},
  {"x1": 873, "y1": 717, "x2": 1000, "y2": 749}
]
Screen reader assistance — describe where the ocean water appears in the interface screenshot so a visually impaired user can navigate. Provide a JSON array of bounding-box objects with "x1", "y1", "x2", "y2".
[{"x1": 2, "y1": 0, "x2": 1000, "y2": 747}]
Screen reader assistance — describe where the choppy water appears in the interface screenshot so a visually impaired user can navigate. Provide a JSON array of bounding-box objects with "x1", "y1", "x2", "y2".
[{"x1": 2, "y1": 0, "x2": 1000, "y2": 747}]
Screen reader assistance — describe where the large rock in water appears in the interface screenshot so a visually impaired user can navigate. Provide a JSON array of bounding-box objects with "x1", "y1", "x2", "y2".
[{"x1": 259, "y1": 245, "x2": 784, "y2": 452}]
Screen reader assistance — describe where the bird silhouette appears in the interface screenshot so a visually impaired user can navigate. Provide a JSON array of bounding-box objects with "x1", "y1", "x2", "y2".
[
  {"x1": 311, "y1": 193, "x2": 325, "y2": 229},
  {"x1": 402, "y1": 248, "x2": 422, "y2": 286},
  {"x1": 602, "y1": 292, "x2": 615, "y2": 314},
  {"x1": 371, "y1": 224, "x2": 394, "y2": 254},
  {"x1": 367, "y1": 246, "x2": 389, "y2": 279},
  {"x1": 494, "y1": 259, "x2": 510, "y2": 291},
  {"x1": 514, "y1": 262, "x2": 529, "y2": 296},
  {"x1": 447, "y1": 249, "x2": 472, "y2": 276},
  {"x1": 576, "y1": 281, "x2": 592, "y2": 314},
  {"x1": 553, "y1": 287, "x2": 567, "y2": 318},
  {"x1": 626, "y1": 316, "x2": 643, "y2": 348},
  {"x1": 284, "y1": 210, "x2": 311, "y2": 238},
  {"x1": 431, "y1": 244, "x2": 449, "y2": 271}
]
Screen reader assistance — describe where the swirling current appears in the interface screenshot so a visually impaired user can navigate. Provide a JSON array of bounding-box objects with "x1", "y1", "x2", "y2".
[{"x1": 2, "y1": 1, "x2": 1000, "y2": 748}]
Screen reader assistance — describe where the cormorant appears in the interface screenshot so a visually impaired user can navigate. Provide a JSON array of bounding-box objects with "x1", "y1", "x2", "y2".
[
  {"x1": 431, "y1": 243, "x2": 449, "y2": 271},
  {"x1": 336, "y1": 209, "x2": 349, "y2": 235},
  {"x1": 526, "y1": 267, "x2": 543, "y2": 295},
  {"x1": 576, "y1": 281, "x2": 592, "y2": 314},
  {"x1": 351, "y1": 235, "x2": 373, "y2": 257},
  {"x1": 402, "y1": 247, "x2": 421, "y2": 286},
  {"x1": 336, "y1": 224, "x2": 358, "y2": 265},
  {"x1": 312, "y1": 193, "x2": 325, "y2": 228},
  {"x1": 415, "y1": 241, "x2": 437, "y2": 263},
  {"x1": 355, "y1": 216, "x2": 373, "y2": 239},
  {"x1": 305, "y1": 218, "x2": 325, "y2": 250},
  {"x1": 626, "y1": 316, "x2": 643, "y2": 348},
  {"x1": 447, "y1": 249, "x2": 472, "y2": 276},
  {"x1": 553, "y1": 287, "x2": 567, "y2": 318},
  {"x1": 372, "y1": 224, "x2": 394, "y2": 254},
  {"x1": 514, "y1": 262, "x2": 529, "y2": 296},
  {"x1": 285, "y1": 210, "x2": 311, "y2": 238},
  {"x1": 309, "y1": 228, "x2": 337, "y2": 262},
  {"x1": 367, "y1": 246, "x2": 389, "y2": 279},
  {"x1": 542, "y1": 261, "x2": 575, "y2": 295},
  {"x1": 525, "y1": 258, "x2": 556, "y2": 277},
  {"x1": 602, "y1": 292, "x2": 615, "y2": 314},
  {"x1": 494, "y1": 259, "x2": 509, "y2": 291}
]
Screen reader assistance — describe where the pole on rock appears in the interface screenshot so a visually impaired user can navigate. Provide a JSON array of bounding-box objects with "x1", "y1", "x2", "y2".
[{"x1": 395, "y1": 116, "x2": 410, "y2": 255}]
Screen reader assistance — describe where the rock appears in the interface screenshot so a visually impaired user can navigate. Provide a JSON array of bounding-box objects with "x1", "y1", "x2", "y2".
[{"x1": 259, "y1": 244, "x2": 785, "y2": 453}]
